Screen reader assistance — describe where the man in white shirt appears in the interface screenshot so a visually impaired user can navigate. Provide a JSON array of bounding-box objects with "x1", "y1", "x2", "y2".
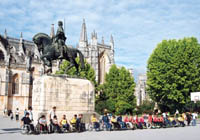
[
  {"x1": 27, "y1": 106, "x2": 33, "y2": 121},
  {"x1": 192, "y1": 112, "x2": 198, "y2": 126},
  {"x1": 49, "y1": 106, "x2": 57, "y2": 122}
]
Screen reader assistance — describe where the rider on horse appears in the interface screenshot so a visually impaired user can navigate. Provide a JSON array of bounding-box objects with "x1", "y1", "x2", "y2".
[{"x1": 54, "y1": 21, "x2": 68, "y2": 59}]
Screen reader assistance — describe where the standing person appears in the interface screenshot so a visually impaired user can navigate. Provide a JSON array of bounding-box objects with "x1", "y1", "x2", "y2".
[
  {"x1": 15, "y1": 108, "x2": 19, "y2": 121},
  {"x1": 3, "y1": 108, "x2": 7, "y2": 117},
  {"x1": 192, "y1": 112, "x2": 198, "y2": 126},
  {"x1": 24, "y1": 109, "x2": 27, "y2": 117},
  {"x1": 10, "y1": 110, "x2": 13, "y2": 120},
  {"x1": 49, "y1": 106, "x2": 56, "y2": 123},
  {"x1": 186, "y1": 112, "x2": 192, "y2": 126},
  {"x1": 27, "y1": 106, "x2": 33, "y2": 121}
]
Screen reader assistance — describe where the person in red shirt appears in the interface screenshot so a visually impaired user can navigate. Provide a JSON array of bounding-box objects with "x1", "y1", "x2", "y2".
[{"x1": 124, "y1": 114, "x2": 133, "y2": 129}]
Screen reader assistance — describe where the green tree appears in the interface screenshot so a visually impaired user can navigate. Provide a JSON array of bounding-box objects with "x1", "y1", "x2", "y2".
[
  {"x1": 56, "y1": 58, "x2": 96, "y2": 85},
  {"x1": 147, "y1": 37, "x2": 200, "y2": 112},
  {"x1": 136, "y1": 100, "x2": 155, "y2": 115},
  {"x1": 96, "y1": 64, "x2": 136, "y2": 115}
]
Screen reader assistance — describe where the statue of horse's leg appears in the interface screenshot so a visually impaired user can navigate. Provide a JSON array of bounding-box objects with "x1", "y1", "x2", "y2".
[{"x1": 64, "y1": 63, "x2": 74, "y2": 74}]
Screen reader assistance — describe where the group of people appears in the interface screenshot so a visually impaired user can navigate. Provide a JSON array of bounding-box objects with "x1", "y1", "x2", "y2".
[
  {"x1": 89, "y1": 111, "x2": 199, "y2": 131},
  {"x1": 20, "y1": 106, "x2": 86, "y2": 134},
  {"x1": 3, "y1": 106, "x2": 199, "y2": 134},
  {"x1": 4, "y1": 108, "x2": 21, "y2": 121}
]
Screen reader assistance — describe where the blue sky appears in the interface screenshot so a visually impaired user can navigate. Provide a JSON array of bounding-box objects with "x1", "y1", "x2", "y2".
[{"x1": 0, "y1": 0, "x2": 200, "y2": 80}]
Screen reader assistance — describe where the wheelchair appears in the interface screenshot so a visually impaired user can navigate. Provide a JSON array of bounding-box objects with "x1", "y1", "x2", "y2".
[
  {"x1": 88, "y1": 122, "x2": 100, "y2": 131},
  {"x1": 21, "y1": 124, "x2": 31, "y2": 135},
  {"x1": 111, "y1": 122, "x2": 121, "y2": 130}
]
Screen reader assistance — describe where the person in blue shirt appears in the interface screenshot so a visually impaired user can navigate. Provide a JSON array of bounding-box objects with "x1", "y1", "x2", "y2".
[
  {"x1": 117, "y1": 115, "x2": 126, "y2": 129},
  {"x1": 102, "y1": 113, "x2": 112, "y2": 131}
]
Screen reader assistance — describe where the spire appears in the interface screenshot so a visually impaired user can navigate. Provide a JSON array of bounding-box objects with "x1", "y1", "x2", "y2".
[
  {"x1": 20, "y1": 32, "x2": 23, "y2": 43},
  {"x1": 101, "y1": 36, "x2": 104, "y2": 44},
  {"x1": 19, "y1": 32, "x2": 25, "y2": 56},
  {"x1": 20, "y1": 32, "x2": 23, "y2": 38},
  {"x1": 4, "y1": 29, "x2": 7, "y2": 38},
  {"x1": 91, "y1": 30, "x2": 97, "y2": 39},
  {"x1": 110, "y1": 34, "x2": 114, "y2": 45},
  {"x1": 80, "y1": 18, "x2": 88, "y2": 43},
  {"x1": 50, "y1": 24, "x2": 55, "y2": 38}
]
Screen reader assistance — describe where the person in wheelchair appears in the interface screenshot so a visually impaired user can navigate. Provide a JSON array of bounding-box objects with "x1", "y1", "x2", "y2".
[
  {"x1": 102, "y1": 112, "x2": 112, "y2": 131},
  {"x1": 117, "y1": 115, "x2": 126, "y2": 129},
  {"x1": 90, "y1": 113, "x2": 100, "y2": 131},
  {"x1": 124, "y1": 114, "x2": 133, "y2": 129},
  {"x1": 51, "y1": 115, "x2": 62, "y2": 133},
  {"x1": 21, "y1": 112, "x2": 34, "y2": 134},
  {"x1": 70, "y1": 114, "x2": 78, "y2": 131},
  {"x1": 111, "y1": 115, "x2": 121, "y2": 130},
  {"x1": 76, "y1": 114, "x2": 86, "y2": 132},
  {"x1": 169, "y1": 116, "x2": 177, "y2": 126},
  {"x1": 178, "y1": 115, "x2": 185, "y2": 127},
  {"x1": 38, "y1": 115, "x2": 48, "y2": 133},
  {"x1": 60, "y1": 115, "x2": 70, "y2": 132}
]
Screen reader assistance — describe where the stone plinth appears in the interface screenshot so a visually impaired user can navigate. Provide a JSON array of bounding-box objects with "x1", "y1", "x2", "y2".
[{"x1": 32, "y1": 75, "x2": 95, "y2": 124}]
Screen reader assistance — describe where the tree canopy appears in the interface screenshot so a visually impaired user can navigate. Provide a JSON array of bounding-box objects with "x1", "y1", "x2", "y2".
[
  {"x1": 56, "y1": 58, "x2": 96, "y2": 85},
  {"x1": 96, "y1": 64, "x2": 136, "y2": 115},
  {"x1": 147, "y1": 37, "x2": 200, "y2": 112}
]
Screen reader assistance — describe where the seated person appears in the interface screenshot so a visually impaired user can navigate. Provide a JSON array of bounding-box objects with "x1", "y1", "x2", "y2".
[
  {"x1": 169, "y1": 116, "x2": 176, "y2": 126},
  {"x1": 117, "y1": 115, "x2": 126, "y2": 129},
  {"x1": 21, "y1": 112, "x2": 34, "y2": 133},
  {"x1": 70, "y1": 114, "x2": 77, "y2": 131},
  {"x1": 60, "y1": 115, "x2": 70, "y2": 131},
  {"x1": 102, "y1": 113, "x2": 112, "y2": 130},
  {"x1": 39, "y1": 115, "x2": 48, "y2": 132},
  {"x1": 52, "y1": 115, "x2": 61, "y2": 133},
  {"x1": 158, "y1": 116, "x2": 164, "y2": 127},
  {"x1": 178, "y1": 116, "x2": 185, "y2": 127},
  {"x1": 76, "y1": 114, "x2": 85, "y2": 132},
  {"x1": 111, "y1": 115, "x2": 121, "y2": 129},
  {"x1": 138, "y1": 116, "x2": 145, "y2": 129},
  {"x1": 91, "y1": 113, "x2": 100, "y2": 130},
  {"x1": 148, "y1": 113, "x2": 153, "y2": 125},
  {"x1": 153, "y1": 115, "x2": 159, "y2": 126},
  {"x1": 124, "y1": 114, "x2": 133, "y2": 129}
]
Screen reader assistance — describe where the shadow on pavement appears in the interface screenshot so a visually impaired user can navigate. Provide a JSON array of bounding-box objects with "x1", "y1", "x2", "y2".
[{"x1": 0, "y1": 128, "x2": 21, "y2": 134}]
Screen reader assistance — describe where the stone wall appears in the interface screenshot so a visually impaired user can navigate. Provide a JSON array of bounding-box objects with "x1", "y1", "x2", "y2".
[{"x1": 32, "y1": 75, "x2": 95, "y2": 123}]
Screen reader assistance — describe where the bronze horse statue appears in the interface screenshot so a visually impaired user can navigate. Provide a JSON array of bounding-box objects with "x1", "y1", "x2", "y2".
[{"x1": 33, "y1": 33, "x2": 84, "y2": 74}]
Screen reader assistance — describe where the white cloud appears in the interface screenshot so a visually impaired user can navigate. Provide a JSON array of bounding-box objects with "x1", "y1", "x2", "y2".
[{"x1": 0, "y1": 0, "x2": 200, "y2": 79}]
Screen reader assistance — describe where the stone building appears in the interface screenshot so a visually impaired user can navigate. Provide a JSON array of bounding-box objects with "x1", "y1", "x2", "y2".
[
  {"x1": 0, "y1": 20, "x2": 115, "y2": 113},
  {"x1": 134, "y1": 74, "x2": 148, "y2": 106},
  {"x1": 0, "y1": 30, "x2": 42, "y2": 113},
  {"x1": 77, "y1": 19, "x2": 115, "y2": 84}
]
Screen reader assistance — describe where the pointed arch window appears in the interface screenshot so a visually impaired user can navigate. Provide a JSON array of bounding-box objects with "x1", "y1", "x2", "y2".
[
  {"x1": 12, "y1": 74, "x2": 19, "y2": 94},
  {"x1": 0, "y1": 50, "x2": 4, "y2": 61}
]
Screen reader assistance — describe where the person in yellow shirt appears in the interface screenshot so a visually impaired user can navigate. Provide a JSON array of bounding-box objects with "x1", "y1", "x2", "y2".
[
  {"x1": 70, "y1": 114, "x2": 77, "y2": 124},
  {"x1": 91, "y1": 113, "x2": 100, "y2": 130},
  {"x1": 60, "y1": 115, "x2": 70, "y2": 132},
  {"x1": 178, "y1": 115, "x2": 185, "y2": 127}
]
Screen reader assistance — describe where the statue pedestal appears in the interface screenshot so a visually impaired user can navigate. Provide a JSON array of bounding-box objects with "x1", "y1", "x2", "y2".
[{"x1": 32, "y1": 75, "x2": 95, "y2": 124}]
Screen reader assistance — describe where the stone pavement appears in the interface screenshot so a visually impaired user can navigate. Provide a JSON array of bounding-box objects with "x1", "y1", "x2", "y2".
[{"x1": 0, "y1": 115, "x2": 199, "y2": 140}]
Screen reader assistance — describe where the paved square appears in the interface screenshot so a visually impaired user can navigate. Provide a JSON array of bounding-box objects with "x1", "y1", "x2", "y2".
[{"x1": 0, "y1": 116, "x2": 199, "y2": 140}]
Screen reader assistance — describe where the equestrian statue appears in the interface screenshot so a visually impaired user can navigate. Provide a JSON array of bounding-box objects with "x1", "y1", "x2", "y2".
[{"x1": 33, "y1": 21, "x2": 84, "y2": 74}]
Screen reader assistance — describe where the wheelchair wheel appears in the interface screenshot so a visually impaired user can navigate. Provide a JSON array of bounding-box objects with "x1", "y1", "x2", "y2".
[
  {"x1": 88, "y1": 123, "x2": 93, "y2": 131},
  {"x1": 21, "y1": 125, "x2": 29, "y2": 135}
]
